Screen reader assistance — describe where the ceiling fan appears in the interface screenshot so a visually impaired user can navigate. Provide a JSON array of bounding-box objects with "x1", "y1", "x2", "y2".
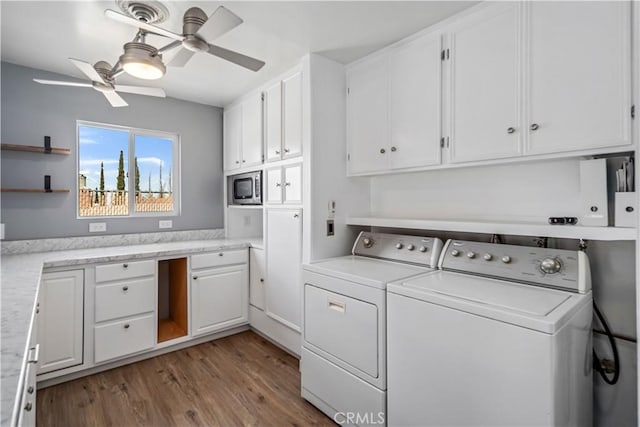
[
  {"x1": 105, "y1": 5, "x2": 266, "y2": 72},
  {"x1": 33, "y1": 58, "x2": 166, "y2": 107}
]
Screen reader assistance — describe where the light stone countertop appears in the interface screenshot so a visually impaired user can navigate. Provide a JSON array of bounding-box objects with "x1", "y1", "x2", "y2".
[{"x1": 1, "y1": 238, "x2": 261, "y2": 426}]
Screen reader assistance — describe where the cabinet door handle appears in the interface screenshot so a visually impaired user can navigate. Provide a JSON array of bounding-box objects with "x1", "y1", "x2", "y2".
[
  {"x1": 122, "y1": 286, "x2": 129, "y2": 292},
  {"x1": 285, "y1": 182, "x2": 291, "y2": 187},
  {"x1": 235, "y1": 160, "x2": 240, "y2": 164},
  {"x1": 379, "y1": 148, "x2": 386, "y2": 154},
  {"x1": 390, "y1": 146, "x2": 397, "y2": 152},
  {"x1": 275, "y1": 182, "x2": 281, "y2": 187},
  {"x1": 24, "y1": 402, "x2": 33, "y2": 412},
  {"x1": 530, "y1": 123, "x2": 539, "y2": 131},
  {"x1": 284, "y1": 148, "x2": 290, "y2": 153},
  {"x1": 123, "y1": 263, "x2": 128, "y2": 268},
  {"x1": 275, "y1": 150, "x2": 280, "y2": 155},
  {"x1": 293, "y1": 213, "x2": 300, "y2": 218},
  {"x1": 242, "y1": 159, "x2": 246, "y2": 163},
  {"x1": 124, "y1": 324, "x2": 130, "y2": 329},
  {"x1": 259, "y1": 278, "x2": 264, "y2": 283},
  {"x1": 507, "y1": 127, "x2": 516, "y2": 134},
  {"x1": 193, "y1": 276, "x2": 198, "y2": 280}
]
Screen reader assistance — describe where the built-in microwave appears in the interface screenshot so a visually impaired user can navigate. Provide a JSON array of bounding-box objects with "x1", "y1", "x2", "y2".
[{"x1": 229, "y1": 171, "x2": 262, "y2": 205}]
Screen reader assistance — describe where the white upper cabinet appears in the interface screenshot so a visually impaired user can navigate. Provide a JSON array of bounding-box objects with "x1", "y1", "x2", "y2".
[
  {"x1": 525, "y1": 1, "x2": 631, "y2": 154},
  {"x1": 223, "y1": 105, "x2": 242, "y2": 171},
  {"x1": 223, "y1": 94, "x2": 264, "y2": 171},
  {"x1": 448, "y1": 3, "x2": 522, "y2": 163},
  {"x1": 347, "y1": 31, "x2": 443, "y2": 175},
  {"x1": 347, "y1": 55, "x2": 390, "y2": 175},
  {"x1": 265, "y1": 70, "x2": 303, "y2": 163},
  {"x1": 389, "y1": 32, "x2": 442, "y2": 169},
  {"x1": 265, "y1": 163, "x2": 302, "y2": 205}
]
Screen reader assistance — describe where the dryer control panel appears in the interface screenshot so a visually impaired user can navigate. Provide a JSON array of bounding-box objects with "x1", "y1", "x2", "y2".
[
  {"x1": 439, "y1": 240, "x2": 591, "y2": 294},
  {"x1": 352, "y1": 232, "x2": 443, "y2": 268}
]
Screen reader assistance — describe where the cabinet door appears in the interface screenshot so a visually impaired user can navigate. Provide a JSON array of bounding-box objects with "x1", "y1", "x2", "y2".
[
  {"x1": 526, "y1": 1, "x2": 631, "y2": 154},
  {"x1": 449, "y1": 3, "x2": 522, "y2": 163},
  {"x1": 265, "y1": 209, "x2": 303, "y2": 331},
  {"x1": 283, "y1": 163, "x2": 302, "y2": 205},
  {"x1": 265, "y1": 167, "x2": 283, "y2": 204},
  {"x1": 223, "y1": 105, "x2": 242, "y2": 171},
  {"x1": 282, "y1": 71, "x2": 303, "y2": 159},
  {"x1": 191, "y1": 265, "x2": 248, "y2": 336},
  {"x1": 389, "y1": 32, "x2": 442, "y2": 169},
  {"x1": 37, "y1": 270, "x2": 84, "y2": 375},
  {"x1": 265, "y1": 81, "x2": 283, "y2": 162},
  {"x1": 242, "y1": 93, "x2": 264, "y2": 167},
  {"x1": 347, "y1": 57, "x2": 389, "y2": 175},
  {"x1": 249, "y1": 248, "x2": 266, "y2": 310}
]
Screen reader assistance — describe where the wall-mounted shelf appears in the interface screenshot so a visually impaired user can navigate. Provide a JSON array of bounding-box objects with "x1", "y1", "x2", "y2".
[
  {"x1": 1, "y1": 143, "x2": 70, "y2": 155},
  {"x1": 1, "y1": 188, "x2": 70, "y2": 193},
  {"x1": 347, "y1": 216, "x2": 637, "y2": 241}
]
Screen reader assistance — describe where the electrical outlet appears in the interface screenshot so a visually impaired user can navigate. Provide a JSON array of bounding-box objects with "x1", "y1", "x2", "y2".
[
  {"x1": 159, "y1": 220, "x2": 173, "y2": 229},
  {"x1": 89, "y1": 222, "x2": 107, "y2": 233},
  {"x1": 326, "y1": 219, "x2": 335, "y2": 236}
]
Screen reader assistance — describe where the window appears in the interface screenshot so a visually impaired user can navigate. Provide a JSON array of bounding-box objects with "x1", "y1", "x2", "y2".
[{"x1": 77, "y1": 121, "x2": 180, "y2": 218}]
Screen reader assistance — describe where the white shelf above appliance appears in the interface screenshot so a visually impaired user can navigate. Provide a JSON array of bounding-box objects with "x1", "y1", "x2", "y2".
[{"x1": 346, "y1": 217, "x2": 637, "y2": 241}]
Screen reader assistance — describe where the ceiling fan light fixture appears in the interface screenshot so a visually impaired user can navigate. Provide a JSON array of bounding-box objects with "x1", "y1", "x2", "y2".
[{"x1": 120, "y1": 42, "x2": 166, "y2": 80}]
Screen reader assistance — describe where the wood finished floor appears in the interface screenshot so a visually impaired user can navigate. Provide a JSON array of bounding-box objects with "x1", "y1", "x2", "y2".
[{"x1": 36, "y1": 331, "x2": 335, "y2": 426}]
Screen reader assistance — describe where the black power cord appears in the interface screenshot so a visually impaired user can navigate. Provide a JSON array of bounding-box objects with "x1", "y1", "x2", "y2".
[{"x1": 592, "y1": 300, "x2": 620, "y2": 385}]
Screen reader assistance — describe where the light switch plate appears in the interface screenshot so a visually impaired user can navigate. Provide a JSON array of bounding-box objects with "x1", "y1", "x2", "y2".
[
  {"x1": 89, "y1": 222, "x2": 107, "y2": 233},
  {"x1": 159, "y1": 220, "x2": 173, "y2": 229}
]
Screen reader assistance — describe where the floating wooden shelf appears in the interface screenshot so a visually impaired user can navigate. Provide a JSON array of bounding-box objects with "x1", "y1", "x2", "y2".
[
  {"x1": 1, "y1": 143, "x2": 70, "y2": 155},
  {"x1": 347, "y1": 216, "x2": 637, "y2": 241},
  {"x1": 1, "y1": 188, "x2": 70, "y2": 193}
]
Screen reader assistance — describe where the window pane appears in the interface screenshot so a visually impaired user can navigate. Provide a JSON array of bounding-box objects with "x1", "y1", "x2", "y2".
[
  {"x1": 78, "y1": 125, "x2": 129, "y2": 217},
  {"x1": 134, "y1": 134, "x2": 174, "y2": 213}
]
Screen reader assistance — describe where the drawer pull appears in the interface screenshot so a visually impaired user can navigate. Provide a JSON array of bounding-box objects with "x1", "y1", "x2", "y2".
[
  {"x1": 193, "y1": 276, "x2": 198, "y2": 280},
  {"x1": 218, "y1": 253, "x2": 224, "y2": 257},
  {"x1": 285, "y1": 182, "x2": 291, "y2": 187},
  {"x1": 27, "y1": 386, "x2": 34, "y2": 394},
  {"x1": 259, "y1": 278, "x2": 264, "y2": 283},
  {"x1": 122, "y1": 286, "x2": 129, "y2": 292},
  {"x1": 24, "y1": 402, "x2": 33, "y2": 412},
  {"x1": 27, "y1": 344, "x2": 40, "y2": 364},
  {"x1": 123, "y1": 263, "x2": 129, "y2": 269},
  {"x1": 284, "y1": 148, "x2": 290, "y2": 153},
  {"x1": 124, "y1": 324, "x2": 130, "y2": 329},
  {"x1": 328, "y1": 300, "x2": 346, "y2": 313}
]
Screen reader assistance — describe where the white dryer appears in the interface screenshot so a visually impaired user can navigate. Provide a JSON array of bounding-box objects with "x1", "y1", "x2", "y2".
[
  {"x1": 302, "y1": 232, "x2": 443, "y2": 426},
  {"x1": 387, "y1": 240, "x2": 593, "y2": 427}
]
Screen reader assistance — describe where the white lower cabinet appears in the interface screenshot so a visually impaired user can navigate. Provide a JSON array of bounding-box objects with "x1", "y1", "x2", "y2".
[
  {"x1": 249, "y1": 247, "x2": 266, "y2": 310},
  {"x1": 191, "y1": 250, "x2": 249, "y2": 336},
  {"x1": 93, "y1": 261, "x2": 156, "y2": 364},
  {"x1": 37, "y1": 270, "x2": 84, "y2": 375},
  {"x1": 265, "y1": 208, "x2": 303, "y2": 331}
]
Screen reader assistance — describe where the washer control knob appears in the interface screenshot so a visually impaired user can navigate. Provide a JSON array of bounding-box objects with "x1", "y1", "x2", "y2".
[
  {"x1": 483, "y1": 253, "x2": 493, "y2": 261},
  {"x1": 540, "y1": 258, "x2": 561, "y2": 274},
  {"x1": 501, "y1": 255, "x2": 511, "y2": 264},
  {"x1": 362, "y1": 237, "x2": 374, "y2": 248},
  {"x1": 419, "y1": 246, "x2": 428, "y2": 253},
  {"x1": 407, "y1": 244, "x2": 415, "y2": 251},
  {"x1": 451, "y1": 249, "x2": 460, "y2": 257},
  {"x1": 467, "y1": 251, "x2": 476, "y2": 259},
  {"x1": 396, "y1": 243, "x2": 404, "y2": 250}
]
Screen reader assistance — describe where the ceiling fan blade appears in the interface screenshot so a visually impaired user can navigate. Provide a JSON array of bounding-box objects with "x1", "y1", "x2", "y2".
[
  {"x1": 115, "y1": 85, "x2": 166, "y2": 98},
  {"x1": 105, "y1": 9, "x2": 184, "y2": 41},
  {"x1": 102, "y1": 91, "x2": 128, "y2": 108},
  {"x1": 158, "y1": 40, "x2": 183, "y2": 54},
  {"x1": 168, "y1": 48, "x2": 196, "y2": 67},
  {"x1": 69, "y1": 58, "x2": 105, "y2": 84},
  {"x1": 34, "y1": 79, "x2": 93, "y2": 88},
  {"x1": 207, "y1": 44, "x2": 265, "y2": 72},
  {"x1": 196, "y1": 6, "x2": 243, "y2": 41}
]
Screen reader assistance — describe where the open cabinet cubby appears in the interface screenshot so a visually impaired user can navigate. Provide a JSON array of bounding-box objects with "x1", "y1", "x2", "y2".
[{"x1": 157, "y1": 258, "x2": 188, "y2": 343}]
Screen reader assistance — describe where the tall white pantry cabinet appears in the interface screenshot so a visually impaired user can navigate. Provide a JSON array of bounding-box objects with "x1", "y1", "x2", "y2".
[{"x1": 223, "y1": 55, "x2": 369, "y2": 355}]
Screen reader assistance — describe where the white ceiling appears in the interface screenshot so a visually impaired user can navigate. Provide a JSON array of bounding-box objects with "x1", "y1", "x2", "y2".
[{"x1": 1, "y1": 1, "x2": 476, "y2": 107}]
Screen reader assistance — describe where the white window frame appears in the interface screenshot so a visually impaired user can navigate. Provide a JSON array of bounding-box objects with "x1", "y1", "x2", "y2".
[{"x1": 76, "y1": 120, "x2": 181, "y2": 219}]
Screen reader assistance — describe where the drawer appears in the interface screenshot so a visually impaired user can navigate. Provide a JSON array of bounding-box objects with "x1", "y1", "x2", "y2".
[
  {"x1": 95, "y1": 277, "x2": 155, "y2": 322},
  {"x1": 95, "y1": 260, "x2": 155, "y2": 283},
  {"x1": 94, "y1": 314, "x2": 154, "y2": 363},
  {"x1": 191, "y1": 249, "x2": 248, "y2": 270}
]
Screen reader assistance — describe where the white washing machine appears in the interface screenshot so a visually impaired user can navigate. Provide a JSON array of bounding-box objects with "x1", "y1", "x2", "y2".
[
  {"x1": 301, "y1": 232, "x2": 443, "y2": 426},
  {"x1": 387, "y1": 239, "x2": 593, "y2": 427}
]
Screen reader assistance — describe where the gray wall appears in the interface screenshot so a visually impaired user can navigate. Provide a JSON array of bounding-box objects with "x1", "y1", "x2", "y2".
[{"x1": 1, "y1": 62, "x2": 224, "y2": 240}]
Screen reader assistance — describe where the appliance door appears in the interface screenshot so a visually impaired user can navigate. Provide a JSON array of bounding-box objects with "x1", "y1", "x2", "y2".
[{"x1": 233, "y1": 177, "x2": 255, "y2": 201}]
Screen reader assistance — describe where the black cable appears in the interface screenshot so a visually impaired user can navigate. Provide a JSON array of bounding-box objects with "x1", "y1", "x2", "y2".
[{"x1": 592, "y1": 300, "x2": 620, "y2": 385}]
